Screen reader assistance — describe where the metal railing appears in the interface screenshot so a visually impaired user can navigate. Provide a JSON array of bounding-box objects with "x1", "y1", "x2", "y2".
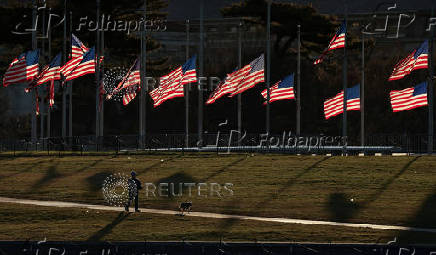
[{"x1": 0, "y1": 133, "x2": 433, "y2": 156}]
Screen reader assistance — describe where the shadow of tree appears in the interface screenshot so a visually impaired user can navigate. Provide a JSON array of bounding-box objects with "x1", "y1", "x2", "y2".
[
  {"x1": 137, "y1": 154, "x2": 183, "y2": 175},
  {"x1": 397, "y1": 188, "x2": 436, "y2": 243},
  {"x1": 0, "y1": 158, "x2": 55, "y2": 181},
  {"x1": 218, "y1": 157, "x2": 331, "y2": 231},
  {"x1": 324, "y1": 156, "x2": 420, "y2": 223},
  {"x1": 87, "y1": 212, "x2": 129, "y2": 241},
  {"x1": 201, "y1": 156, "x2": 246, "y2": 182},
  {"x1": 31, "y1": 162, "x2": 62, "y2": 190},
  {"x1": 74, "y1": 159, "x2": 105, "y2": 174},
  {"x1": 326, "y1": 192, "x2": 360, "y2": 222},
  {"x1": 363, "y1": 156, "x2": 420, "y2": 206},
  {"x1": 155, "y1": 172, "x2": 198, "y2": 199},
  {"x1": 86, "y1": 171, "x2": 113, "y2": 193}
]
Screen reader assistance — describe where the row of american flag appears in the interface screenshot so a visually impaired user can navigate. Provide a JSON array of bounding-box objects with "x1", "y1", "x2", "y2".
[
  {"x1": 1, "y1": 22, "x2": 432, "y2": 119},
  {"x1": 315, "y1": 21, "x2": 430, "y2": 119}
]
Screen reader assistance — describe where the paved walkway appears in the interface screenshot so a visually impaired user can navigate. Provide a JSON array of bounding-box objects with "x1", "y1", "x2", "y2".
[{"x1": 1, "y1": 196, "x2": 435, "y2": 233}]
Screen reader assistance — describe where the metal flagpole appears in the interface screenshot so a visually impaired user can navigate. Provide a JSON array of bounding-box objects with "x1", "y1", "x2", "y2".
[
  {"x1": 100, "y1": 29, "x2": 105, "y2": 136},
  {"x1": 47, "y1": 8, "x2": 52, "y2": 138},
  {"x1": 361, "y1": 31, "x2": 365, "y2": 148},
  {"x1": 31, "y1": 0, "x2": 37, "y2": 141},
  {"x1": 69, "y1": 11, "x2": 73, "y2": 138},
  {"x1": 237, "y1": 20, "x2": 242, "y2": 143},
  {"x1": 95, "y1": 0, "x2": 101, "y2": 139},
  {"x1": 296, "y1": 24, "x2": 301, "y2": 136},
  {"x1": 139, "y1": 0, "x2": 147, "y2": 148},
  {"x1": 198, "y1": 0, "x2": 204, "y2": 147},
  {"x1": 266, "y1": 0, "x2": 271, "y2": 135},
  {"x1": 185, "y1": 19, "x2": 190, "y2": 148},
  {"x1": 62, "y1": 0, "x2": 67, "y2": 139},
  {"x1": 40, "y1": 6, "x2": 46, "y2": 139},
  {"x1": 342, "y1": 14, "x2": 348, "y2": 155},
  {"x1": 428, "y1": 6, "x2": 435, "y2": 154}
]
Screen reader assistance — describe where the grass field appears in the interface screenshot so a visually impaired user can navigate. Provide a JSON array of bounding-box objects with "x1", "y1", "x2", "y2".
[{"x1": 1, "y1": 153, "x2": 436, "y2": 243}]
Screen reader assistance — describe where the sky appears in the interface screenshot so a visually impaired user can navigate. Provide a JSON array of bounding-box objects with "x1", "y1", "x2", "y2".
[{"x1": 167, "y1": 0, "x2": 435, "y2": 20}]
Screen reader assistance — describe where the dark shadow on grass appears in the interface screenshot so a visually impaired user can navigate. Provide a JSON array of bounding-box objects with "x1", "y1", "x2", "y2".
[
  {"x1": 0, "y1": 158, "x2": 54, "y2": 181},
  {"x1": 31, "y1": 162, "x2": 62, "y2": 190},
  {"x1": 201, "y1": 157, "x2": 246, "y2": 182},
  {"x1": 218, "y1": 157, "x2": 330, "y2": 231},
  {"x1": 87, "y1": 212, "x2": 129, "y2": 241},
  {"x1": 259, "y1": 156, "x2": 330, "y2": 204},
  {"x1": 326, "y1": 192, "x2": 360, "y2": 222},
  {"x1": 86, "y1": 171, "x2": 113, "y2": 192},
  {"x1": 398, "y1": 189, "x2": 436, "y2": 243},
  {"x1": 74, "y1": 159, "x2": 104, "y2": 174},
  {"x1": 363, "y1": 156, "x2": 420, "y2": 206},
  {"x1": 138, "y1": 154, "x2": 183, "y2": 175},
  {"x1": 155, "y1": 172, "x2": 197, "y2": 199}
]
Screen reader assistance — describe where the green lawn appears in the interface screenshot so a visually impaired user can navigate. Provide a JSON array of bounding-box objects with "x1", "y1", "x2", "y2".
[
  {"x1": 0, "y1": 203, "x2": 433, "y2": 243},
  {"x1": 0, "y1": 154, "x2": 436, "y2": 242}
]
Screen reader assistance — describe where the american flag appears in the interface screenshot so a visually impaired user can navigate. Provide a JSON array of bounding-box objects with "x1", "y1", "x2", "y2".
[
  {"x1": 314, "y1": 21, "x2": 346, "y2": 65},
  {"x1": 115, "y1": 58, "x2": 140, "y2": 93},
  {"x1": 229, "y1": 54, "x2": 264, "y2": 97},
  {"x1": 62, "y1": 47, "x2": 96, "y2": 81},
  {"x1": 149, "y1": 56, "x2": 197, "y2": 107},
  {"x1": 71, "y1": 34, "x2": 89, "y2": 59},
  {"x1": 3, "y1": 49, "x2": 39, "y2": 87},
  {"x1": 261, "y1": 73, "x2": 295, "y2": 104},
  {"x1": 123, "y1": 86, "x2": 139, "y2": 106},
  {"x1": 36, "y1": 53, "x2": 62, "y2": 85},
  {"x1": 324, "y1": 84, "x2": 360, "y2": 120},
  {"x1": 388, "y1": 40, "x2": 428, "y2": 81},
  {"x1": 206, "y1": 69, "x2": 238, "y2": 104},
  {"x1": 390, "y1": 82, "x2": 428, "y2": 112}
]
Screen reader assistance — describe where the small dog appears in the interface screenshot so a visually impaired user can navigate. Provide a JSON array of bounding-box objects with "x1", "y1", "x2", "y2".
[{"x1": 179, "y1": 201, "x2": 192, "y2": 215}]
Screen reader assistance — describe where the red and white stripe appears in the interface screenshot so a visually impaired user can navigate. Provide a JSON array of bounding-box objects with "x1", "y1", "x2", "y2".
[
  {"x1": 324, "y1": 91, "x2": 360, "y2": 120},
  {"x1": 389, "y1": 87, "x2": 428, "y2": 112},
  {"x1": 229, "y1": 68, "x2": 264, "y2": 97},
  {"x1": 64, "y1": 59, "x2": 95, "y2": 81},
  {"x1": 60, "y1": 56, "x2": 83, "y2": 77},
  {"x1": 37, "y1": 66, "x2": 61, "y2": 85},
  {"x1": 180, "y1": 69, "x2": 197, "y2": 85},
  {"x1": 3, "y1": 59, "x2": 38, "y2": 86},
  {"x1": 327, "y1": 33, "x2": 345, "y2": 51},
  {"x1": 123, "y1": 88, "x2": 138, "y2": 106},
  {"x1": 122, "y1": 70, "x2": 140, "y2": 89},
  {"x1": 71, "y1": 45, "x2": 89, "y2": 59},
  {"x1": 206, "y1": 67, "x2": 250, "y2": 104},
  {"x1": 261, "y1": 83, "x2": 295, "y2": 104},
  {"x1": 389, "y1": 52, "x2": 428, "y2": 81},
  {"x1": 313, "y1": 33, "x2": 345, "y2": 65}
]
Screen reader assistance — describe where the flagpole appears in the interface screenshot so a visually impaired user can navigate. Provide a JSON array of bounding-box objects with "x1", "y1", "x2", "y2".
[
  {"x1": 139, "y1": 0, "x2": 147, "y2": 148},
  {"x1": 31, "y1": 0, "x2": 37, "y2": 141},
  {"x1": 342, "y1": 13, "x2": 348, "y2": 155},
  {"x1": 185, "y1": 19, "x2": 190, "y2": 148},
  {"x1": 40, "y1": 5, "x2": 46, "y2": 139},
  {"x1": 237, "y1": 19, "x2": 242, "y2": 143},
  {"x1": 69, "y1": 11, "x2": 73, "y2": 138},
  {"x1": 296, "y1": 24, "x2": 301, "y2": 136},
  {"x1": 62, "y1": 0, "x2": 67, "y2": 139},
  {"x1": 428, "y1": 6, "x2": 435, "y2": 154},
  {"x1": 47, "y1": 8, "x2": 52, "y2": 139},
  {"x1": 100, "y1": 28, "x2": 105, "y2": 137},
  {"x1": 266, "y1": 0, "x2": 271, "y2": 136},
  {"x1": 95, "y1": 0, "x2": 101, "y2": 139},
  {"x1": 198, "y1": 0, "x2": 204, "y2": 147},
  {"x1": 361, "y1": 30, "x2": 365, "y2": 148}
]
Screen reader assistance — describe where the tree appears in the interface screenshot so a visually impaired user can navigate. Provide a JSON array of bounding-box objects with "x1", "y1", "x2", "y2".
[{"x1": 221, "y1": 0, "x2": 337, "y2": 57}]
